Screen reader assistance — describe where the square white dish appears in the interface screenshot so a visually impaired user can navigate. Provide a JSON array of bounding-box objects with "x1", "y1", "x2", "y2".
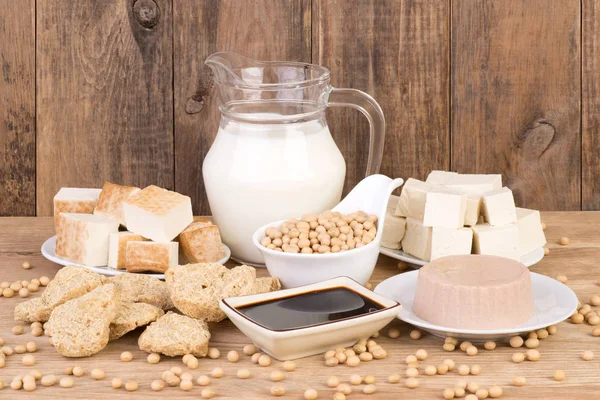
[{"x1": 220, "y1": 276, "x2": 401, "y2": 360}]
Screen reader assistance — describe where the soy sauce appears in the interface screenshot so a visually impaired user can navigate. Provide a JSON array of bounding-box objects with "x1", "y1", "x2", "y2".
[{"x1": 236, "y1": 287, "x2": 384, "y2": 331}]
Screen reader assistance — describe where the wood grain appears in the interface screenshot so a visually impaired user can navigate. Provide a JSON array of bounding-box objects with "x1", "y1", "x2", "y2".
[
  {"x1": 313, "y1": 0, "x2": 450, "y2": 195},
  {"x1": 451, "y1": 0, "x2": 581, "y2": 211},
  {"x1": 0, "y1": 0, "x2": 35, "y2": 216},
  {"x1": 583, "y1": 1, "x2": 600, "y2": 210},
  {"x1": 35, "y1": 0, "x2": 174, "y2": 216},
  {"x1": 0, "y1": 213, "x2": 599, "y2": 399},
  {"x1": 173, "y1": 0, "x2": 311, "y2": 215}
]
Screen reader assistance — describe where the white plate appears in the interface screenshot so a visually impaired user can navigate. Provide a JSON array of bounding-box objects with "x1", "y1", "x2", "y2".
[
  {"x1": 380, "y1": 246, "x2": 544, "y2": 268},
  {"x1": 374, "y1": 270, "x2": 578, "y2": 341},
  {"x1": 41, "y1": 236, "x2": 231, "y2": 280}
]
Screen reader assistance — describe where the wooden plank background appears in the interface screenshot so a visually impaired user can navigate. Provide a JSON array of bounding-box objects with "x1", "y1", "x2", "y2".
[{"x1": 0, "y1": 0, "x2": 598, "y2": 215}]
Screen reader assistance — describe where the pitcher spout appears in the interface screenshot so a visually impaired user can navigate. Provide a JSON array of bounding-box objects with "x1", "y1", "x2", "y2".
[{"x1": 204, "y1": 52, "x2": 255, "y2": 86}]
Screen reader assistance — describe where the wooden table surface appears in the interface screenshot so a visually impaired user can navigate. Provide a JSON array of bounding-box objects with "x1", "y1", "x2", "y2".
[{"x1": 0, "y1": 213, "x2": 599, "y2": 399}]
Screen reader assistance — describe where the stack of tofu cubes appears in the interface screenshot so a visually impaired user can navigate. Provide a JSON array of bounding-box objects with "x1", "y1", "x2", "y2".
[
  {"x1": 382, "y1": 171, "x2": 546, "y2": 262},
  {"x1": 53, "y1": 182, "x2": 224, "y2": 272}
]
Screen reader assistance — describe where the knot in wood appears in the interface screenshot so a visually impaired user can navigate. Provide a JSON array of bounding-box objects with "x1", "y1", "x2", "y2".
[{"x1": 133, "y1": 0, "x2": 161, "y2": 29}]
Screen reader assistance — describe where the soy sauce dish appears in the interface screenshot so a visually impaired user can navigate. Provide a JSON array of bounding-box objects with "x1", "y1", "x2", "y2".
[{"x1": 219, "y1": 276, "x2": 401, "y2": 360}]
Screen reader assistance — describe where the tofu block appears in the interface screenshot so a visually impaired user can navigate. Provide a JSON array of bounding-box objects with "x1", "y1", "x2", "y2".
[
  {"x1": 430, "y1": 227, "x2": 473, "y2": 260},
  {"x1": 108, "y1": 231, "x2": 147, "y2": 269},
  {"x1": 471, "y1": 223, "x2": 519, "y2": 260},
  {"x1": 55, "y1": 213, "x2": 119, "y2": 266},
  {"x1": 125, "y1": 241, "x2": 179, "y2": 273},
  {"x1": 394, "y1": 178, "x2": 435, "y2": 218},
  {"x1": 422, "y1": 187, "x2": 467, "y2": 229},
  {"x1": 382, "y1": 195, "x2": 406, "y2": 249},
  {"x1": 402, "y1": 218, "x2": 472, "y2": 261},
  {"x1": 53, "y1": 188, "x2": 102, "y2": 228},
  {"x1": 445, "y1": 173, "x2": 503, "y2": 194},
  {"x1": 382, "y1": 212, "x2": 406, "y2": 250},
  {"x1": 425, "y1": 170, "x2": 458, "y2": 185},
  {"x1": 481, "y1": 187, "x2": 517, "y2": 226},
  {"x1": 123, "y1": 185, "x2": 193, "y2": 242},
  {"x1": 464, "y1": 196, "x2": 482, "y2": 227},
  {"x1": 402, "y1": 218, "x2": 432, "y2": 261},
  {"x1": 93, "y1": 182, "x2": 141, "y2": 226},
  {"x1": 516, "y1": 207, "x2": 547, "y2": 256},
  {"x1": 178, "y1": 221, "x2": 226, "y2": 263}
]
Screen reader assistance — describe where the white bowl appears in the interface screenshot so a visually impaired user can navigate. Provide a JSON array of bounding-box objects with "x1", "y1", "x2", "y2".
[
  {"x1": 220, "y1": 276, "x2": 401, "y2": 360},
  {"x1": 252, "y1": 175, "x2": 404, "y2": 288}
]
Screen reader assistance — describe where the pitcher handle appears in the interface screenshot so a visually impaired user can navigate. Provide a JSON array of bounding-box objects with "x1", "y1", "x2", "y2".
[{"x1": 327, "y1": 88, "x2": 385, "y2": 176}]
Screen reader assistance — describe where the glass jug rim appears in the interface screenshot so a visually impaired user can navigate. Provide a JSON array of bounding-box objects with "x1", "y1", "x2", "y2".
[{"x1": 205, "y1": 52, "x2": 331, "y2": 91}]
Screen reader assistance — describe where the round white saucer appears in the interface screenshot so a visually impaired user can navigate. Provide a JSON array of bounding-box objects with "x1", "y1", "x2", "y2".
[
  {"x1": 374, "y1": 270, "x2": 578, "y2": 341},
  {"x1": 41, "y1": 236, "x2": 231, "y2": 280},
  {"x1": 380, "y1": 247, "x2": 544, "y2": 268}
]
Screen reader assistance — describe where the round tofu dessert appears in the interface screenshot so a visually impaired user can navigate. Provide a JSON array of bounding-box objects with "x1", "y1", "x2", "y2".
[{"x1": 412, "y1": 255, "x2": 534, "y2": 329}]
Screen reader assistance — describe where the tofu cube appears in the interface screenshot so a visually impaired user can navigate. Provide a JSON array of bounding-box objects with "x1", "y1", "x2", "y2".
[
  {"x1": 425, "y1": 170, "x2": 457, "y2": 185},
  {"x1": 471, "y1": 223, "x2": 519, "y2": 260},
  {"x1": 53, "y1": 188, "x2": 102, "y2": 228},
  {"x1": 516, "y1": 207, "x2": 547, "y2": 256},
  {"x1": 445, "y1": 173, "x2": 503, "y2": 194},
  {"x1": 123, "y1": 185, "x2": 193, "y2": 242},
  {"x1": 402, "y1": 218, "x2": 473, "y2": 261},
  {"x1": 430, "y1": 227, "x2": 473, "y2": 260},
  {"x1": 394, "y1": 178, "x2": 435, "y2": 218},
  {"x1": 55, "y1": 213, "x2": 119, "y2": 266},
  {"x1": 93, "y1": 182, "x2": 141, "y2": 226},
  {"x1": 402, "y1": 218, "x2": 432, "y2": 261},
  {"x1": 422, "y1": 188, "x2": 467, "y2": 228},
  {"x1": 178, "y1": 221, "x2": 226, "y2": 263},
  {"x1": 481, "y1": 187, "x2": 517, "y2": 226},
  {"x1": 125, "y1": 241, "x2": 179, "y2": 273},
  {"x1": 107, "y1": 231, "x2": 147, "y2": 269},
  {"x1": 382, "y1": 196, "x2": 406, "y2": 250},
  {"x1": 464, "y1": 196, "x2": 482, "y2": 227}
]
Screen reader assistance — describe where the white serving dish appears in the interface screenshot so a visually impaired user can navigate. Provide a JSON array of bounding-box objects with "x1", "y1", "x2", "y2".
[
  {"x1": 380, "y1": 246, "x2": 545, "y2": 268},
  {"x1": 375, "y1": 270, "x2": 578, "y2": 341},
  {"x1": 252, "y1": 175, "x2": 404, "y2": 288},
  {"x1": 41, "y1": 235, "x2": 231, "y2": 280},
  {"x1": 220, "y1": 276, "x2": 401, "y2": 360}
]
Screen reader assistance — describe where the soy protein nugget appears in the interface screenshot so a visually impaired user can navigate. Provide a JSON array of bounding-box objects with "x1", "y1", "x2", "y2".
[
  {"x1": 14, "y1": 266, "x2": 105, "y2": 322},
  {"x1": 138, "y1": 311, "x2": 211, "y2": 357},
  {"x1": 165, "y1": 263, "x2": 280, "y2": 322},
  {"x1": 46, "y1": 284, "x2": 120, "y2": 357},
  {"x1": 109, "y1": 273, "x2": 174, "y2": 311},
  {"x1": 109, "y1": 302, "x2": 164, "y2": 341}
]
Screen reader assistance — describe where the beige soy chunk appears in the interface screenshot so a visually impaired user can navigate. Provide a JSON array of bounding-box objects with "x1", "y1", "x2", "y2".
[
  {"x1": 138, "y1": 311, "x2": 210, "y2": 357},
  {"x1": 109, "y1": 302, "x2": 164, "y2": 341},
  {"x1": 45, "y1": 284, "x2": 120, "y2": 357},
  {"x1": 110, "y1": 273, "x2": 173, "y2": 311},
  {"x1": 178, "y1": 221, "x2": 226, "y2": 263},
  {"x1": 14, "y1": 266, "x2": 105, "y2": 323},
  {"x1": 165, "y1": 263, "x2": 280, "y2": 322}
]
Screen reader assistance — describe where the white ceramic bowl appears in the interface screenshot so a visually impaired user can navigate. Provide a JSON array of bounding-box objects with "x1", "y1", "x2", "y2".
[
  {"x1": 220, "y1": 276, "x2": 401, "y2": 360},
  {"x1": 252, "y1": 175, "x2": 404, "y2": 288}
]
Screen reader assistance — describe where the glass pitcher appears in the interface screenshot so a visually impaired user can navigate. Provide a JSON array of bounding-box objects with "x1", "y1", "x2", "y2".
[{"x1": 203, "y1": 52, "x2": 385, "y2": 265}]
